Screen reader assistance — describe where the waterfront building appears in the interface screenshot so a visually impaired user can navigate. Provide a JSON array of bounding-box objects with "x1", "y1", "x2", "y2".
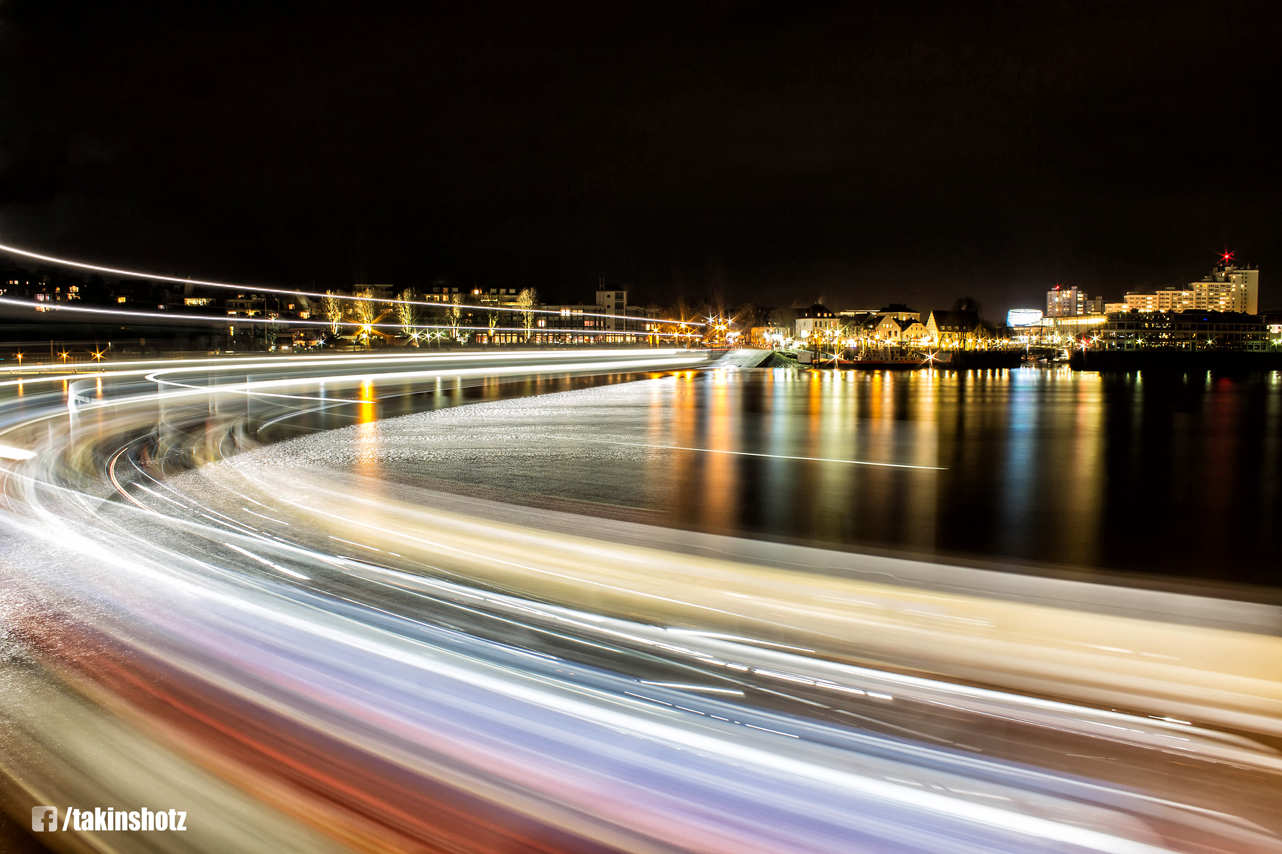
[
  {"x1": 795, "y1": 304, "x2": 839, "y2": 340},
  {"x1": 925, "y1": 309, "x2": 987, "y2": 348},
  {"x1": 869, "y1": 315, "x2": 929, "y2": 346},
  {"x1": 1092, "y1": 311, "x2": 1268, "y2": 351},
  {"x1": 898, "y1": 318, "x2": 930, "y2": 345},
  {"x1": 539, "y1": 285, "x2": 660, "y2": 343},
  {"x1": 1007, "y1": 308, "x2": 1043, "y2": 326},
  {"x1": 874, "y1": 303, "x2": 921, "y2": 322},
  {"x1": 1124, "y1": 260, "x2": 1260, "y2": 316},
  {"x1": 1012, "y1": 313, "x2": 1109, "y2": 347},
  {"x1": 1264, "y1": 311, "x2": 1282, "y2": 342},
  {"x1": 1192, "y1": 261, "x2": 1259, "y2": 314}
]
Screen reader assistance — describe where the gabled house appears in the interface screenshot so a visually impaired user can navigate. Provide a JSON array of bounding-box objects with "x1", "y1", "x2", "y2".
[
  {"x1": 926, "y1": 310, "x2": 987, "y2": 348},
  {"x1": 795, "y1": 304, "x2": 840, "y2": 340}
]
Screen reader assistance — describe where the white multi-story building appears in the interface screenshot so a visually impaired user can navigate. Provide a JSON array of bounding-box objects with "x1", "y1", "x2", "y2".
[
  {"x1": 1046, "y1": 286, "x2": 1103, "y2": 317},
  {"x1": 1046, "y1": 286, "x2": 1080, "y2": 317},
  {"x1": 1125, "y1": 261, "x2": 1260, "y2": 315},
  {"x1": 594, "y1": 285, "x2": 626, "y2": 331},
  {"x1": 1193, "y1": 261, "x2": 1258, "y2": 314},
  {"x1": 795, "y1": 304, "x2": 840, "y2": 339}
]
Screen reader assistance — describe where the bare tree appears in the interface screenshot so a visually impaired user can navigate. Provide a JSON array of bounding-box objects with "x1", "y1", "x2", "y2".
[
  {"x1": 353, "y1": 288, "x2": 376, "y2": 348},
  {"x1": 396, "y1": 289, "x2": 417, "y2": 342},
  {"x1": 447, "y1": 293, "x2": 463, "y2": 341},
  {"x1": 487, "y1": 309, "x2": 499, "y2": 344},
  {"x1": 322, "y1": 290, "x2": 344, "y2": 336},
  {"x1": 516, "y1": 288, "x2": 537, "y2": 342}
]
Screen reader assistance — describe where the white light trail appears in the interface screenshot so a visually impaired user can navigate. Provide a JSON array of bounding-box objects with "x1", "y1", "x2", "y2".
[
  {"x1": 548, "y1": 435, "x2": 948, "y2": 470},
  {"x1": 223, "y1": 542, "x2": 310, "y2": 580},
  {"x1": 0, "y1": 296, "x2": 702, "y2": 339},
  {"x1": 0, "y1": 241, "x2": 706, "y2": 326},
  {"x1": 0, "y1": 443, "x2": 36, "y2": 460}
]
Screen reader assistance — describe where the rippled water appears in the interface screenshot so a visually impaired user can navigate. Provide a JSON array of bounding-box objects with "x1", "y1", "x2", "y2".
[{"x1": 266, "y1": 366, "x2": 1282, "y2": 588}]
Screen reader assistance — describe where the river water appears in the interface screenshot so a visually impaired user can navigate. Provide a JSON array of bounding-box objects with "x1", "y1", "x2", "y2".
[{"x1": 268, "y1": 364, "x2": 1282, "y2": 590}]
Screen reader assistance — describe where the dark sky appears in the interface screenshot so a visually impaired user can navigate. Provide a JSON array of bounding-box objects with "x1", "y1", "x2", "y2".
[{"x1": 1, "y1": 1, "x2": 1280, "y2": 316}]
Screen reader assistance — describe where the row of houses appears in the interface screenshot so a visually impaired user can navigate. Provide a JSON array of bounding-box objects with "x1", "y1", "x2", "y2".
[{"x1": 751, "y1": 304, "x2": 991, "y2": 351}]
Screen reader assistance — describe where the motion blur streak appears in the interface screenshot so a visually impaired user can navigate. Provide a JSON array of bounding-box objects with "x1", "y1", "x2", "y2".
[
  {"x1": 0, "y1": 242, "x2": 705, "y2": 326},
  {"x1": 2, "y1": 349, "x2": 1281, "y2": 853}
]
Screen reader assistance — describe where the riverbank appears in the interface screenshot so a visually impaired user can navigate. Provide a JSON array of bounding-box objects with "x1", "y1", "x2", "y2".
[{"x1": 1071, "y1": 350, "x2": 1282, "y2": 373}]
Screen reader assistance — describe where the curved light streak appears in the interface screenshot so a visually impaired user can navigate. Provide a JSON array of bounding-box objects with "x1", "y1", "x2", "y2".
[
  {"x1": 0, "y1": 241, "x2": 707, "y2": 326},
  {"x1": 0, "y1": 296, "x2": 703, "y2": 343},
  {"x1": 1, "y1": 350, "x2": 1280, "y2": 853}
]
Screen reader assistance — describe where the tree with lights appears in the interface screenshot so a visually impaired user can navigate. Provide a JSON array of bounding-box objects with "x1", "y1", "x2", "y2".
[
  {"x1": 396, "y1": 289, "x2": 417, "y2": 342},
  {"x1": 321, "y1": 290, "x2": 344, "y2": 337},
  {"x1": 516, "y1": 288, "x2": 537, "y2": 342},
  {"x1": 353, "y1": 288, "x2": 377, "y2": 349},
  {"x1": 446, "y1": 293, "x2": 465, "y2": 342}
]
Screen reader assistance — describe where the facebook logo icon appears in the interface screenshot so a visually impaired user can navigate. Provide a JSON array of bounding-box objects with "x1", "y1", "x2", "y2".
[{"x1": 31, "y1": 806, "x2": 58, "y2": 832}]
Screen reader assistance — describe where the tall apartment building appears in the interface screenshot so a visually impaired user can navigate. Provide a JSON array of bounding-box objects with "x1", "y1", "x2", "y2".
[
  {"x1": 1046, "y1": 286, "x2": 1103, "y2": 317},
  {"x1": 1191, "y1": 261, "x2": 1258, "y2": 313},
  {"x1": 1125, "y1": 261, "x2": 1260, "y2": 315},
  {"x1": 1046, "y1": 286, "x2": 1079, "y2": 317}
]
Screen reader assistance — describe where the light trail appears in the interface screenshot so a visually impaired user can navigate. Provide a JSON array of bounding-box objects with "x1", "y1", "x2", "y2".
[
  {"x1": 0, "y1": 241, "x2": 706, "y2": 326},
  {"x1": 0, "y1": 295, "x2": 704, "y2": 341},
  {"x1": 1, "y1": 349, "x2": 1280, "y2": 853},
  {"x1": 547, "y1": 435, "x2": 949, "y2": 470}
]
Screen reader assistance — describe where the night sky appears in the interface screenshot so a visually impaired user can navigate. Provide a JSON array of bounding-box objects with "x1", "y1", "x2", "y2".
[{"x1": 1, "y1": 1, "x2": 1279, "y2": 316}]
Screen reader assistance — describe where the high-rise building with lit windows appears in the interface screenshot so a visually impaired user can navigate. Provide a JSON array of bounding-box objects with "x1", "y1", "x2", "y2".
[
  {"x1": 1046, "y1": 286, "x2": 1078, "y2": 317},
  {"x1": 1190, "y1": 261, "x2": 1258, "y2": 313},
  {"x1": 1125, "y1": 258, "x2": 1260, "y2": 315},
  {"x1": 1046, "y1": 286, "x2": 1103, "y2": 317}
]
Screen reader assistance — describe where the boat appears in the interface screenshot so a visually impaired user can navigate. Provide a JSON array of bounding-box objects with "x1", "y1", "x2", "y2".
[{"x1": 845, "y1": 347, "x2": 932, "y2": 370}]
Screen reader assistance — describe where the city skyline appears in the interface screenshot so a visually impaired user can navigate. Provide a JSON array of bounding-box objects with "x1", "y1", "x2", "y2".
[{"x1": 0, "y1": 238, "x2": 1265, "y2": 325}]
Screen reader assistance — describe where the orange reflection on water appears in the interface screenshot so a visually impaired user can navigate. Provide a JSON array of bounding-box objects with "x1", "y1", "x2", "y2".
[
  {"x1": 354, "y1": 379, "x2": 381, "y2": 479},
  {"x1": 1061, "y1": 372, "x2": 1103, "y2": 567},
  {"x1": 702, "y1": 370, "x2": 737, "y2": 530}
]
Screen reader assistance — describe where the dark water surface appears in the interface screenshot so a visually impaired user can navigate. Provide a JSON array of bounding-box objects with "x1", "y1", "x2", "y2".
[
  {"x1": 267, "y1": 366, "x2": 1282, "y2": 587},
  {"x1": 660, "y1": 367, "x2": 1280, "y2": 586}
]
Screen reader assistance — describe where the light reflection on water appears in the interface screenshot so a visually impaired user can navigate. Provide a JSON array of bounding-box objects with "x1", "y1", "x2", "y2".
[
  {"x1": 654, "y1": 366, "x2": 1276, "y2": 585},
  {"x1": 385, "y1": 366, "x2": 1282, "y2": 586},
  {"x1": 267, "y1": 366, "x2": 1282, "y2": 586}
]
